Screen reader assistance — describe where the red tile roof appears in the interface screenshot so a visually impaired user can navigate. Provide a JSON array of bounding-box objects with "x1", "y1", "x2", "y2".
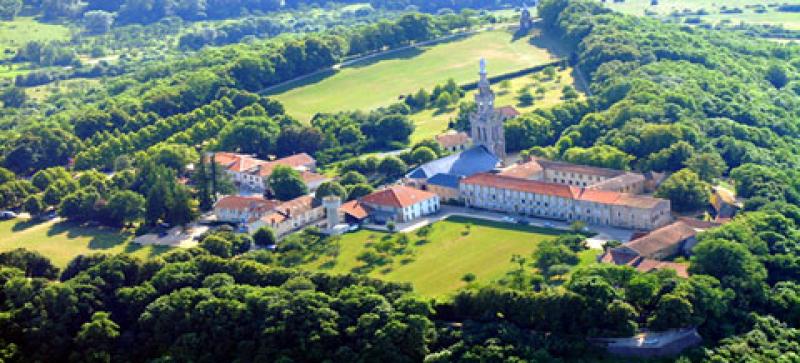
[
  {"x1": 361, "y1": 185, "x2": 438, "y2": 209},
  {"x1": 575, "y1": 188, "x2": 623, "y2": 204},
  {"x1": 462, "y1": 173, "x2": 667, "y2": 209},
  {"x1": 500, "y1": 160, "x2": 544, "y2": 179},
  {"x1": 300, "y1": 171, "x2": 328, "y2": 184},
  {"x1": 260, "y1": 195, "x2": 318, "y2": 224},
  {"x1": 625, "y1": 221, "x2": 698, "y2": 257},
  {"x1": 534, "y1": 158, "x2": 625, "y2": 179},
  {"x1": 599, "y1": 249, "x2": 639, "y2": 265},
  {"x1": 340, "y1": 200, "x2": 370, "y2": 220},
  {"x1": 435, "y1": 131, "x2": 471, "y2": 149},
  {"x1": 462, "y1": 173, "x2": 577, "y2": 199},
  {"x1": 255, "y1": 153, "x2": 316, "y2": 177},
  {"x1": 497, "y1": 105, "x2": 521, "y2": 118},
  {"x1": 599, "y1": 250, "x2": 690, "y2": 278},
  {"x1": 214, "y1": 195, "x2": 280, "y2": 212},
  {"x1": 635, "y1": 259, "x2": 690, "y2": 278},
  {"x1": 212, "y1": 152, "x2": 264, "y2": 173}
]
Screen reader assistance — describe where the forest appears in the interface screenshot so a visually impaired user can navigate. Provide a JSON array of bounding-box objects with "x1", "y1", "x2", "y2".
[{"x1": 2, "y1": 0, "x2": 800, "y2": 361}]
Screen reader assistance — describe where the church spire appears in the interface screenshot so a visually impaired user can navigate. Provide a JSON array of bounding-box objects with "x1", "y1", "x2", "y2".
[
  {"x1": 477, "y1": 58, "x2": 493, "y2": 101},
  {"x1": 470, "y1": 58, "x2": 506, "y2": 162}
]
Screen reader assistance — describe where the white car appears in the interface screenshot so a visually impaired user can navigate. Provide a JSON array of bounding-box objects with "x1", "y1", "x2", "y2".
[{"x1": 501, "y1": 216, "x2": 517, "y2": 223}]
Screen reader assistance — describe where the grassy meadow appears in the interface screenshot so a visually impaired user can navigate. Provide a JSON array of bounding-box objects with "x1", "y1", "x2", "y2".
[
  {"x1": 270, "y1": 29, "x2": 558, "y2": 122},
  {"x1": 303, "y1": 216, "x2": 564, "y2": 298},
  {"x1": 606, "y1": 0, "x2": 800, "y2": 29},
  {"x1": 0, "y1": 218, "x2": 169, "y2": 268},
  {"x1": 0, "y1": 17, "x2": 71, "y2": 61}
]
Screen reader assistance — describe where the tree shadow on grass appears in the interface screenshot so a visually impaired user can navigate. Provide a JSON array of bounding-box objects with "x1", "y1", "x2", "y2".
[
  {"x1": 263, "y1": 68, "x2": 338, "y2": 95},
  {"x1": 11, "y1": 218, "x2": 46, "y2": 232},
  {"x1": 45, "y1": 221, "x2": 131, "y2": 251},
  {"x1": 528, "y1": 27, "x2": 571, "y2": 59},
  {"x1": 347, "y1": 47, "x2": 424, "y2": 69},
  {"x1": 124, "y1": 243, "x2": 171, "y2": 258}
]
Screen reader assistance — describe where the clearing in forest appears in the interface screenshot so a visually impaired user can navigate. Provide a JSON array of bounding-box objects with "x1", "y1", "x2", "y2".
[
  {"x1": 606, "y1": 0, "x2": 800, "y2": 30},
  {"x1": 302, "y1": 216, "x2": 564, "y2": 298},
  {"x1": 270, "y1": 29, "x2": 558, "y2": 122},
  {"x1": 0, "y1": 218, "x2": 170, "y2": 268}
]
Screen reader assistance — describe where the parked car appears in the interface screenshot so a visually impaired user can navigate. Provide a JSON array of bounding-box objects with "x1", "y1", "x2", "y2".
[
  {"x1": 348, "y1": 224, "x2": 360, "y2": 232},
  {"x1": 543, "y1": 222, "x2": 555, "y2": 228},
  {"x1": 40, "y1": 210, "x2": 58, "y2": 220},
  {"x1": 501, "y1": 216, "x2": 517, "y2": 223},
  {"x1": 517, "y1": 218, "x2": 530, "y2": 225},
  {"x1": 0, "y1": 211, "x2": 17, "y2": 220}
]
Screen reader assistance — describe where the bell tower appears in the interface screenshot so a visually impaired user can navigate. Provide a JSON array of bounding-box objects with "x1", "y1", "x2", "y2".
[{"x1": 470, "y1": 59, "x2": 506, "y2": 161}]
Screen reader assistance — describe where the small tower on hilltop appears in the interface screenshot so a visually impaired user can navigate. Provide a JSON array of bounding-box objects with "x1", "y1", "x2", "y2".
[
  {"x1": 470, "y1": 59, "x2": 507, "y2": 161},
  {"x1": 520, "y1": 3, "x2": 534, "y2": 33}
]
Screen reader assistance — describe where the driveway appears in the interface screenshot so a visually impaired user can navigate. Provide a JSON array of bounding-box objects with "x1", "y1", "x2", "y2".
[{"x1": 134, "y1": 224, "x2": 208, "y2": 248}]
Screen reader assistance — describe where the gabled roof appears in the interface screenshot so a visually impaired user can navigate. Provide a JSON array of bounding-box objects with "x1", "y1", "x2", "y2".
[
  {"x1": 214, "y1": 195, "x2": 280, "y2": 212},
  {"x1": 589, "y1": 173, "x2": 646, "y2": 191},
  {"x1": 599, "y1": 250, "x2": 690, "y2": 278},
  {"x1": 462, "y1": 173, "x2": 668, "y2": 209},
  {"x1": 340, "y1": 200, "x2": 370, "y2": 220},
  {"x1": 361, "y1": 185, "x2": 437, "y2": 209},
  {"x1": 534, "y1": 158, "x2": 625, "y2": 179},
  {"x1": 635, "y1": 259, "x2": 690, "y2": 278},
  {"x1": 300, "y1": 171, "x2": 328, "y2": 185},
  {"x1": 260, "y1": 195, "x2": 319, "y2": 224},
  {"x1": 254, "y1": 153, "x2": 316, "y2": 177},
  {"x1": 462, "y1": 173, "x2": 577, "y2": 199},
  {"x1": 496, "y1": 105, "x2": 520, "y2": 118},
  {"x1": 625, "y1": 221, "x2": 698, "y2": 257},
  {"x1": 407, "y1": 145, "x2": 499, "y2": 180},
  {"x1": 435, "y1": 131, "x2": 471, "y2": 149},
  {"x1": 500, "y1": 160, "x2": 544, "y2": 179}
]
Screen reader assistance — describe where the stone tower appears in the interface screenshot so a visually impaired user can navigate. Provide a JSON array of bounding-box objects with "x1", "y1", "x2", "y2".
[
  {"x1": 470, "y1": 59, "x2": 507, "y2": 161},
  {"x1": 323, "y1": 195, "x2": 342, "y2": 228}
]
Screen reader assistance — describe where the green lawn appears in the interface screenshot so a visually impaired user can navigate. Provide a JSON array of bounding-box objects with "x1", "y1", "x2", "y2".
[
  {"x1": 408, "y1": 66, "x2": 582, "y2": 143},
  {"x1": 0, "y1": 218, "x2": 170, "y2": 268},
  {"x1": 606, "y1": 0, "x2": 800, "y2": 29},
  {"x1": 0, "y1": 17, "x2": 71, "y2": 60},
  {"x1": 271, "y1": 29, "x2": 558, "y2": 122},
  {"x1": 303, "y1": 216, "x2": 563, "y2": 298}
]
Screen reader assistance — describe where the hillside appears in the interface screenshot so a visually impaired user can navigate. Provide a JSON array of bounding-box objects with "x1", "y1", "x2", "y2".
[
  {"x1": 270, "y1": 28, "x2": 559, "y2": 121},
  {"x1": 2, "y1": 0, "x2": 800, "y2": 362}
]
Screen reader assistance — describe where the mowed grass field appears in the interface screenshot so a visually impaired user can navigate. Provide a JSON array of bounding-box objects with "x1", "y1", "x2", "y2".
[
  {"x1": 303, "y1": 216, "x2": 564, "y2": 297},
  {"x1": 606, "y1": 0, "x2": 800, "y2": 29},
  {"x1": 271, "y1": 29, "x2": 557, "y2": 122},
  {"x1": 409, "y1": 66, "x2": 582, "y2": 143},
  {"x1": 0, "y1": 218, "x2": 170, "y2": 268},
  {"x1": 0, "y1": 17, "x2": 71, "y2": 61}
]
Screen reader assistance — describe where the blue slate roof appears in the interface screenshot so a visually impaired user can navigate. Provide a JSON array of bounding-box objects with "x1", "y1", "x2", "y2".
[
  {"x1": 407, "y1": 145, "x2": 499, "y2": 180},
  {"x1": 427, "y1": 173, "x2": 462, "y2": 189}
]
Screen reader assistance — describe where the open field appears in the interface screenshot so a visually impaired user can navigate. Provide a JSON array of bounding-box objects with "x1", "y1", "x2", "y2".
[
  {"x1": 606, "y1": 0, "x2": 800, "y2": 29},
  {"x1": 0, "y1": 17, "x2": 71, "y2": 60},
  {"x1": 303, "y1": 216, "x2": 563, "y2": 297},
  {"x1": 271, "y1": 29, "x2": 558, "y2": 122},
  {"x1": 0, "y1": 218, "x2": 170, "y2": 268},
  {"x1": 409, "y1": 66, "x2": 581, "y2": 143}
]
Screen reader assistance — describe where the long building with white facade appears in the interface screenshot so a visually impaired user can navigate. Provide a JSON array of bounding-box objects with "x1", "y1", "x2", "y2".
[{"x1": 460, "y1": 173, "x2": 672, "y2": 230}]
